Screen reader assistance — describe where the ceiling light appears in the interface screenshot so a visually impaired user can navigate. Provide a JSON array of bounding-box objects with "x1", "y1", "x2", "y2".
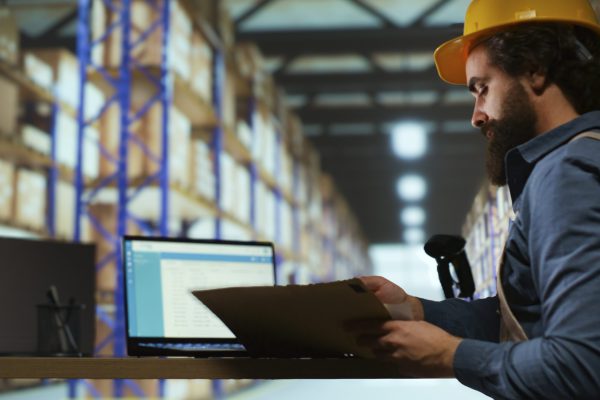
[
  {"x1": 401, "y1": 206, "x2": 426, "y2": 227},
  {"x1": 404, "y1": 228, "x2": 425, "y2": 244},
  {"x1": 391, "y1": 122, "x2": 428, "y2": 160},
  {"x1": 396, "y1": 174, "x2": 427, "y2": 202}
]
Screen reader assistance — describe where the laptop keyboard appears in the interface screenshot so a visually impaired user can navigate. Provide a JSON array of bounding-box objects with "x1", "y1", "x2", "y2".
[{"x1": 139, "y1": 342, "x2": 246, "y2": 352}]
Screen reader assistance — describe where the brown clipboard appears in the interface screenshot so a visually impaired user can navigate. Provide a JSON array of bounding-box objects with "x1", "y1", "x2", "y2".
[{"x1": 192, "y1": 278, "x2": 391, "y2": 358}]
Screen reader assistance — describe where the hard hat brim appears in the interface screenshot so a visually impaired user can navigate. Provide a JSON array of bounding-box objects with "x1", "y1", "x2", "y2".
[{"x1": 434, "y1": 19, "x2": 600, "y2": 86}]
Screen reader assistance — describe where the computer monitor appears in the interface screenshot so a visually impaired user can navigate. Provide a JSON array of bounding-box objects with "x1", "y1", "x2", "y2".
[{"x1": 0, "y1": 237, "x2": 96, "y2": 356}]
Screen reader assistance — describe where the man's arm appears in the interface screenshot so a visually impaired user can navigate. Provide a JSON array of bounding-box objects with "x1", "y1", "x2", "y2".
[{"x1": 420, "y1": 297, "x2": 499, "y2": 342}]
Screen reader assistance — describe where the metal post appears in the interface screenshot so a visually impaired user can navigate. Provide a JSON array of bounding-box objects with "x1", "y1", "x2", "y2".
[
  {"x1": 210, "y1": 43, "x2": 225, "y2": 400},
  {"x1": 112, "y1": 0, "x2": 132, "y2": 396},
  {"x1": 212, "y1": 50, "x2": 225, "y2": 240},
  {"x1": 74, "y1": 0, "x2": 91, "y2": 242},
  {"x1": 47, "y1": 102, "x2": 59, "y2": 238},
  {"x1": 248, "y1": 98, "x2": 258, "y2": 234},
  {"x1": 159, "y1": 0, "x2": 171, "y2": 237}
]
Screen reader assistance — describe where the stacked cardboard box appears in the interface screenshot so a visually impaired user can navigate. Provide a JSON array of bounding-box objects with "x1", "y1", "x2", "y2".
[
  {"x1": 22, "y1": 52, "x2": 53, "y2": 91},
  {"x1": 99, "y1": 102, "x2": 145, "y2": 180},
  {"x1": 55, "y1": 110, "x2": 100, "y2": 180},
  {"x1": 220, "y1": 152, "x2": 251, "y2": 224},
  {"x1": 280, "y1": 200, "x2": 293, "y2": 250},
  {"x1": 0, "y1": 7, "x2": 19, "y2": 65},
  {"x1": 0, "y1": 75, "x2": 19, "y2": 135},
  {"x1": 31, "y1": 49, "x2": 80, "y2": 110},
  {"x1": 21, "y1": 125, "x2": 51, "y2": 156},
  {"x1": 191, "y1": 139, "x2": 216, "y2": 201},
  {"x1": 54, "y1": 180, "x2": 92, "y2": 241},
  {"x1": 191, "y1": 31, "x2": 213, "y2": 104},
  {"x1": 254, "y1": 180, "x2": 277, "y2": 240},
  {"x1": 14, "y1": 168, "x2": 47, "y2": 232},
  {"x1": 279, "y1": 147, "x2": 294, "y2": 196},
  {"x1": 0, "y1": 159, "x2": 15, "y2": 221},
  {"x1": 97, "y1": 0, "x2": 192, "y2": 81},
  {"x1": 141, "y1": 104, "x2": 192, "y2": 188},
  {"x1": 236, "y1": 120, "x2": 253, "y2": 151}
]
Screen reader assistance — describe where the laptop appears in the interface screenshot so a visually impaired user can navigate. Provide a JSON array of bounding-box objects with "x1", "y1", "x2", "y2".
[{"x1": 122, "y1": 236, "x2": 276, "y2": 357}]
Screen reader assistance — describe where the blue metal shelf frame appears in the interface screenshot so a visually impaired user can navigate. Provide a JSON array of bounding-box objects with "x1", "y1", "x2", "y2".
[
  {"x1": 47, "y1": 103, "x2": 59, "y2": 237},
  {"x1": 210, "y1": 42, "x2": 226, "y2": 400},
  {"x1": 74, "y1": 0, "x2": 171, "y2": 397},
  {"x1": 274, "y1": 129, "x2": 284, "y2": 275}
]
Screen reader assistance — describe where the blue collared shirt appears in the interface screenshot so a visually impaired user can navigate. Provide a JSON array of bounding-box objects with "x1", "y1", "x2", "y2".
[{"x1": 421, "y1": 111, "x2": 600, "y2": 399}]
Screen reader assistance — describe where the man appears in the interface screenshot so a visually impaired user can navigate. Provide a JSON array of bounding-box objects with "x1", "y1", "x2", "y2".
[{"x1": 353, "y1": 1, "x2": 600, "y2": 398}]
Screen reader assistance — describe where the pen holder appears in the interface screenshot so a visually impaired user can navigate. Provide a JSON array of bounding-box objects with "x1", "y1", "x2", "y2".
[{"x1": 36, "y1": 304, "x2": 85, "y2": 356}]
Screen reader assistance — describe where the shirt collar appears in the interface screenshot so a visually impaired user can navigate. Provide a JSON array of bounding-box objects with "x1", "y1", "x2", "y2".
[{"x1": 505, "y1": 111, "x2": 600, "y2": 203}]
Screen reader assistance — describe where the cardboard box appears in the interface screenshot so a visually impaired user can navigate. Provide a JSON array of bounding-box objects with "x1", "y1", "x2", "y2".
[
  {"x1": 21, "y1": 124, "x2": 51, "y2": 156},
  {"x1": 0, "y1": 7, "x2": 19, "y2": 65},
  {"x1": 191, "y1": 31, "x2": 213, "y2": 104},
  {"x1": 23, "y1": 52, "x2": 53, "y2": 91},
  {"x1": 85, "y1": 82, "x2": 105, "y2": 121},
  {"x1": 235, "y1": 42, "x2": 265, "y2": 81},
  {"x1": 14, "y1": 168, "x2": 47, "y2": 231},
  {"x1": 142, "y1": 104, "x2": 191, "y2": 188},
  {"x1": 236, "y1": 120, "x2": 253, "y2": 150},
  {"x1": 236, "y1": 165, "x2": 251, "y2": 223},
  {"x1": 0, "y1": 75, "x2": 19, "y2": 135},
  {"x1": 99, "y1": 102, "x2": 145, "y2": 180},
  {"x1": 0, "y1": 159, "x2": 15, "y2": 221},
  {"x1": 52, "y1": 180, "x2": 92, "y2": 241},
  {"x1": 220, "y1": 152, "x2": 236, "y2": 214},
  {"x1": 31, "y1": 49, "x2": 80, "y2": 109},
  {"x1": 191, "y1": 139, "x2": 215, "y2": 201},
  {"x1": 55, "y1": 181, "x2": 75, "y2": 240},
  {"x1": 55, "y1": 111, "x2": 100, "y2": 180},
  {"x1": 90, "y1": 0, "x2": 106, "y2": 66},
  {"x1": 281, "y1": 200, "x2": 293, "y2": 249},
  {"x1": 222, "y1": 64, "x2": 237, "y2": 130}
]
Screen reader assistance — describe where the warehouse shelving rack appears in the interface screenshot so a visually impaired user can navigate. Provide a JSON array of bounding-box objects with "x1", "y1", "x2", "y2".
[{"x1": 74, "y1": 0, "x2": 172, "y2": 397}]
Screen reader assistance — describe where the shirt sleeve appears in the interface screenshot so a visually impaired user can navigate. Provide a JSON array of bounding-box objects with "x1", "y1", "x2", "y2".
[
  {"x1": 453, "y1": 144, "x2": 600, "y2": 399},
  {"x1": 420, "y1": 297, "x2": 499, "y2": 342}
]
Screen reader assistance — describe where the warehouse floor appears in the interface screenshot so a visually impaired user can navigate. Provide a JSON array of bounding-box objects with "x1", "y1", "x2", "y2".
[{"x1": 228, "y1": 379, "x2": 489, "y2": 400}]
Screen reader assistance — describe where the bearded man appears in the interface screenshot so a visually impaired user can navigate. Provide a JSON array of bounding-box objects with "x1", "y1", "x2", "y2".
[{"x1": 352, "y1": 1, "x2": 600, "y2": 399}]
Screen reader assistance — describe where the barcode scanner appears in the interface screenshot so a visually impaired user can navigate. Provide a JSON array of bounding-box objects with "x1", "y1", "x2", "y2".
[{"x1": 424, "y1": 235, "x2": 475, "y2": 300}]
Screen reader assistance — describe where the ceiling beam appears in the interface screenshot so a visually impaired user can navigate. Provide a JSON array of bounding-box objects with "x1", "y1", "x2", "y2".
[
  {"x1": 296, "y1": 104, "x2": 473, "y2": 124},
  {"x1": 42, "y1": 7, "x2": 78, "y2": 37},
  {"x1": 348, "y1": 0, "x2": 398, "y2": 28},
  {"x1": 277, "y1": 68, "x2": 445, "y2": 93},
  {"x1": 234, "y1": 0, "x2": 278, "y2": 28},
  {"x1": 410, "y1": 0, "x2": 452, "y2": 26},
  {"x1": 237, "y1": 26, "x2": 462, "y2": 56}
]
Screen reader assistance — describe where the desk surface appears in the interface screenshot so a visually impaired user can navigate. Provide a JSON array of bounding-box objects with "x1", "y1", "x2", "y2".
[{"x1": 0, "y1": 357, "x2": 402, "y2": 379}]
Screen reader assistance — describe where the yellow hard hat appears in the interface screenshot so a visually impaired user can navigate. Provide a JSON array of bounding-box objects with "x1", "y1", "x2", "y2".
[{"x1": 434, "y1": 0, "x2": 600, "y2": 85}]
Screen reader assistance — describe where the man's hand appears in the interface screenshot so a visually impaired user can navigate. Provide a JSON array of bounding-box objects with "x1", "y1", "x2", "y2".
[
  {"x1": 359, "y1": 276, "x2": 424, "y2": 320},
  {"x1": 350, "y1": 319, "x2": 462, "y2": 378}
]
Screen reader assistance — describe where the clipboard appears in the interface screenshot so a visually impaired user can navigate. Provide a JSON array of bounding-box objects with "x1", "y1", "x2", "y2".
[{"x1": 192, "y1": 278, "x2": 391, "y2": 358}]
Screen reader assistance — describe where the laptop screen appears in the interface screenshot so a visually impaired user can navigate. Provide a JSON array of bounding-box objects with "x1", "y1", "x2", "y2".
[{"x1": 123, "y1": 236, "x2": 276, "y2": 355}]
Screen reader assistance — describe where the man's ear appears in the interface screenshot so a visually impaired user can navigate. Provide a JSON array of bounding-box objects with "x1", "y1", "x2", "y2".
[{"x1": 527, "y1": 70, "x2": 549, "y2": 95}]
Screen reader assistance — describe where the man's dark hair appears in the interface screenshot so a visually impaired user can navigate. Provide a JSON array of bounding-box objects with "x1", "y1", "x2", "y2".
[{"x1": 477, "y1": 23, "x2": 600, "y2": 114}]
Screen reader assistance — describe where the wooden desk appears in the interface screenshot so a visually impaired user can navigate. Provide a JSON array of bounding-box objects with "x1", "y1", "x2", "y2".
[{"x1": 0, "y1": 357, "x2": 402, "y2": 379}]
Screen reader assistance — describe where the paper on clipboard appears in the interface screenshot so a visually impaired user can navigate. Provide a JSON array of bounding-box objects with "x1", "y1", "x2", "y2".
[{"x1": 192, "y1": 278, "x2": 391, "y2": 358}]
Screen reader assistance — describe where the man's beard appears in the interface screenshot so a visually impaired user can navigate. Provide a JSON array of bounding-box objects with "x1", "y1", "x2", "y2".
[{"x1": 482, "y1": 82, "x2": 538, "y2": 186}]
